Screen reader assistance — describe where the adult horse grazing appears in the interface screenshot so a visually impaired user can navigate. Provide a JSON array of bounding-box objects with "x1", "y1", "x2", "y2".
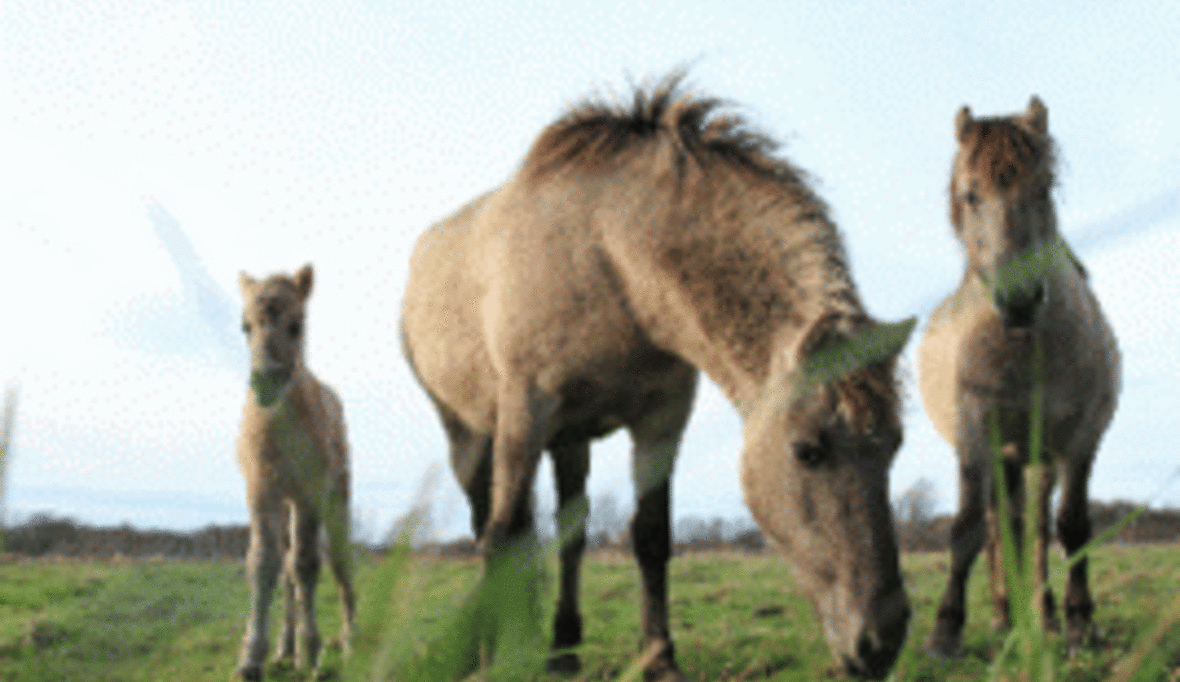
[
  {"x1": 920, "y1": 98, "x2": 1120, "y2": 657},
  {"x1": 402, "y1": 73, "x2": 916, "y2": 680},
  {"x1": 235, "y1": 264, "x2": 356, "y2": 681}
]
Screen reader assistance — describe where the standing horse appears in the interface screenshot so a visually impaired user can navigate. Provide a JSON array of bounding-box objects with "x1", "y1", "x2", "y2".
[
  {"x1": 402, "y1": 73, "x2": 916, "y2": 680},
  {"x1": 236, "y1": 264, "x2": 357, "y2": 681},
  {"x1": 920, "y1": 98, "x2": 1121, "y2": 656}
]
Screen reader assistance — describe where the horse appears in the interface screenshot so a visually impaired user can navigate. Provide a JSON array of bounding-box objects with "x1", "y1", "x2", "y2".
[
  {"x1": 401, "y1": 72, "x2": 916, "y2": 680},
  {"x1": 919, "y1": 97, "x2": 1121, "y2": 656},
  {"x1": 235, "y1": 264, "x2": 356, "y2": 681}
]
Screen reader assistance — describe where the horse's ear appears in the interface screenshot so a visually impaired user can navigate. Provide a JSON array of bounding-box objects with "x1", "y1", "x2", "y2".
[
  {"x1": 955, "y1": 105, "x2": 973, "y2": 141},
  {"x1": 793, "y1": 311, "x2": 846, "y2": 364},
  {"x1": 1020, "y1": 95, "x2": 1048, "y2": 136},
  {"x1": 239, "y1": 271, "x2": 257, "y2": 295},
  {"x1": 294, "y1": 263, "x2": 314, "y2": 298}
]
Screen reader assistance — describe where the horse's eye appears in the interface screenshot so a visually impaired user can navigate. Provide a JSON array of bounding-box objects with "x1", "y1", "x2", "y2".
[
  {"x1": 963, "y1": 190, "x2": 980, "y2": 208},
  {"x1": 289, "y1": 320, "x2": 303, "y2": 337},
  {"x1": 794, "y1": 432, "x2": 830, "y2": 467},
  {"x1": 795, "y1": 442, "x2": 823, "y2": 466},
  {"x1": 241, "y1": 321, "x2": 251, "y2": 335}
]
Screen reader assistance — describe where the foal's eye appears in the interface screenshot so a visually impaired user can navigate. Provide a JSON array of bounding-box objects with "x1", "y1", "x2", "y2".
[
  {"x1": 289, "y1": 320, "x2": 303, "y2": 337},
  {"x1": 963, "y1": 190, "x2": 980, "y2": 208},
  {"x1": 241, "y1": 321, "x2": 251, "y2": 334}
]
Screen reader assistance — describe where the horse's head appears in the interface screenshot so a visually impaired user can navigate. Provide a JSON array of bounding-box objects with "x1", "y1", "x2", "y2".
[
  {"x1": 741, "y1": 313, "x2": 915, "y2": 679},
  {"x1": 950, "y1": 97, "x2": 1058, "y2": 329},
  {"x1": 239, "y1": 264, "x2": 314, "y2": 407}
]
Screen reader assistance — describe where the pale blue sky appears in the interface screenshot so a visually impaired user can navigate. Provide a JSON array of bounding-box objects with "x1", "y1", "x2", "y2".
[{"x1": 2, "y1": 0, "x2": 1178, "y2": 539}]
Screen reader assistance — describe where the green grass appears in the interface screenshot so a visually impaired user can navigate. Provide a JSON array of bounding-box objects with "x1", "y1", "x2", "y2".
[{"x1": 0, "y1": 545, "x2": 1176, "y2": 681}]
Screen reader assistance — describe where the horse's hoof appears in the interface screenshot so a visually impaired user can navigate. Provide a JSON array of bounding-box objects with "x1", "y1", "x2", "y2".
[
  {"x1": 924, "y1": 633, "x2": 962, "y2": 660},
  {"x1": 546, "y1": 651, "x2": 580, "y2": 674},
  {"x1": 1066, "y1": 623, "x2": 1100, "y2": 655},
  {"x1": 236, "y1": 663, "x2": 263, "y2": 681},
  {"x1": 646, "y1": 669, "x2": 691, "y2": 682}
]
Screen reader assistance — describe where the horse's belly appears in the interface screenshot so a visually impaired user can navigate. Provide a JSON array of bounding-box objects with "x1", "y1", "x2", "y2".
[{"x1": 919, "y1": 300, "x2": 978, "y2": 446}]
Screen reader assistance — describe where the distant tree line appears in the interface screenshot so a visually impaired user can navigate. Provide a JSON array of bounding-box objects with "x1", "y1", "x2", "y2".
[
  {"x1": 2, "y1": 514, "x2": 249, "y2": 560},
  {"x1": 4, "y1": 485, "x2": 1179, "y2": 560}
]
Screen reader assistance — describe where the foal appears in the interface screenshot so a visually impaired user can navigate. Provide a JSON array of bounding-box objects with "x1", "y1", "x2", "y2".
[{"x1": 236, "y1": 264, "x2": 356, "y2": 681}]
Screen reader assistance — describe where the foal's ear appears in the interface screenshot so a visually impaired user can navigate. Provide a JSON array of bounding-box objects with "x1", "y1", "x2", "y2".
[
  {"x1": 1019, "y1": 95, "x2": 1048, "y2": 136},
  {"x1": 293, "y1": 263, "x2": 314, "y2": 298},
  {"x1": 238, "y1": 271, "x2": 257, "y2": 295},
  {"x1": 955, "y1": 105, "x2": 973, "y2": 141}
]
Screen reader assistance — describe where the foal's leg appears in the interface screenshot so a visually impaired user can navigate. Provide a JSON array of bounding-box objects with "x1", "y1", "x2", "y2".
[
  {"x1": 324, "y1": 467, "x2": 356, "y2": 654},
  {"x1": 548, "y1": 440, "x2": 590, "y2": 673},
  {"x1": 289, "y1": 506, "x2": 323, "y2": 671},
  {"x1": 274, "y1": 513, "x2": 297, "y2": 664},
  {"x1": 1057, "y1": 454, "x2": 1097, "y2": 651},
  {"x1": 628, "y1": 375, "x2": 694, "y2": 682},
  {"x1": 238, "y1": 498, "x2": 285, "y2": 681}
]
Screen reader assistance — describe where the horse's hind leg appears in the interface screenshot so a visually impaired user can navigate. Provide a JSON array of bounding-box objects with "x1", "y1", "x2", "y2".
[
  {"x1": 984, "y1": 507, "x2": 1010, "y2": 631},
  {"x1": 548, "y1": 440, "x2": 590, "y2": 674},
  {"x1": 983, "y1": 452, "x2": 1027, "y2": 632},
  {"x1": 1030, "y1": 461, "x2": 1059, "y2": 634},
  {"x1": 1057, "y1": 454, "x2": 1097, "y2": 651}
]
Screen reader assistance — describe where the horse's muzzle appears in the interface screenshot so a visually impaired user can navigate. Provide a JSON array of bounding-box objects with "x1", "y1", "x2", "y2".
[
  {"x1": 840, "y1": 588, "x2": 910, "y2": 679},
  {"x1": 996, "y1": 280, "x2": 1046, "y2": 329}
]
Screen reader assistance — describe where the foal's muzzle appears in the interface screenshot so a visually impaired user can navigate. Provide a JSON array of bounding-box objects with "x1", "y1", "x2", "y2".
[{"x1": 249, "y1": 367, "x2": 292, "y2": 407}]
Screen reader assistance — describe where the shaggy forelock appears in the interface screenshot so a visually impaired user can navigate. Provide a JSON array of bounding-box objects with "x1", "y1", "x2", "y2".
[{"x1": 951, "y1": 118, "x2": 1056, "y2": 228}]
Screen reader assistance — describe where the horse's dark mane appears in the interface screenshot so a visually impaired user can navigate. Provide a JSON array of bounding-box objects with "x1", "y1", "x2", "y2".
[{"x1": 522, "y1": 71, "x2": 823, "y2": 207}]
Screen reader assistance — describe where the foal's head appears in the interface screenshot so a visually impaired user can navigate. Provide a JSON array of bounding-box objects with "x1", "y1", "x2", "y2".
[
  {"x1": 950, "y1": 96, "x2": 1058, "y2": 328},
  {"x1": 239, "y1": 264, "x2": 314, "y2": 407}
]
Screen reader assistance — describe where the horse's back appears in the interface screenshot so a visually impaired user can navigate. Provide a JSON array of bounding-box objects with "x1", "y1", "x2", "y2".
[{"x1": 402, "y1": 190, "x2": 501, "y2": 434}]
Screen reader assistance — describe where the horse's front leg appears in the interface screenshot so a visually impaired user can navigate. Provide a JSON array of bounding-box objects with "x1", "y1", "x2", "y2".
[
  {"x1": 927, "y1": 455, "x2": 989, "y2": 658},
  {"x1": 1057, "y1": 454, "x2": 1097, "y2": 651},
  {"x1": 548, "y1": 440, "x2": 590, "y2": 674},
  {"x1": 238, "y1": 504, "x2": 284, "y2": 681}
]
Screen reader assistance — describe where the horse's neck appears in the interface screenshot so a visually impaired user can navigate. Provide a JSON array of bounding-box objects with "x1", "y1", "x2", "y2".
[{"x1": 607, "y1": 193, "x2": 863, "y2": 409}]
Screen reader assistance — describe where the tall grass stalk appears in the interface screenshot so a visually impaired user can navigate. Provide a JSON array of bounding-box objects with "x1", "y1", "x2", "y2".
[
  {"x1": 0, "y1": 384, "x2": 17, "y2": 554},
  {"x1": 985, "y1": 335, "x2": 1171, "y2": 682}
]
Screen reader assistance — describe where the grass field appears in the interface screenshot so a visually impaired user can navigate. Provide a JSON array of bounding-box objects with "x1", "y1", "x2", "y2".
[{"x1": 0, "y1": 545, "x2": 1177, "y2": 681}]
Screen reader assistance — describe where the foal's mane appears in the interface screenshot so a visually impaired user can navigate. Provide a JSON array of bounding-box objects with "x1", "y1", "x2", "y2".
[{"x1": 522, "y1": 71, "x2": 824, "y2": 209}]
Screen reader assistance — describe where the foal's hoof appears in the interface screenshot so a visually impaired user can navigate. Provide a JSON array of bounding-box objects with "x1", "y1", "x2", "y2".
[
  {"x1": 546, "y1": 651, "x2": 580, "y2": 674},
  {"x1": 236, "y1": 663, "x2": 263, "y2": 681}
]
